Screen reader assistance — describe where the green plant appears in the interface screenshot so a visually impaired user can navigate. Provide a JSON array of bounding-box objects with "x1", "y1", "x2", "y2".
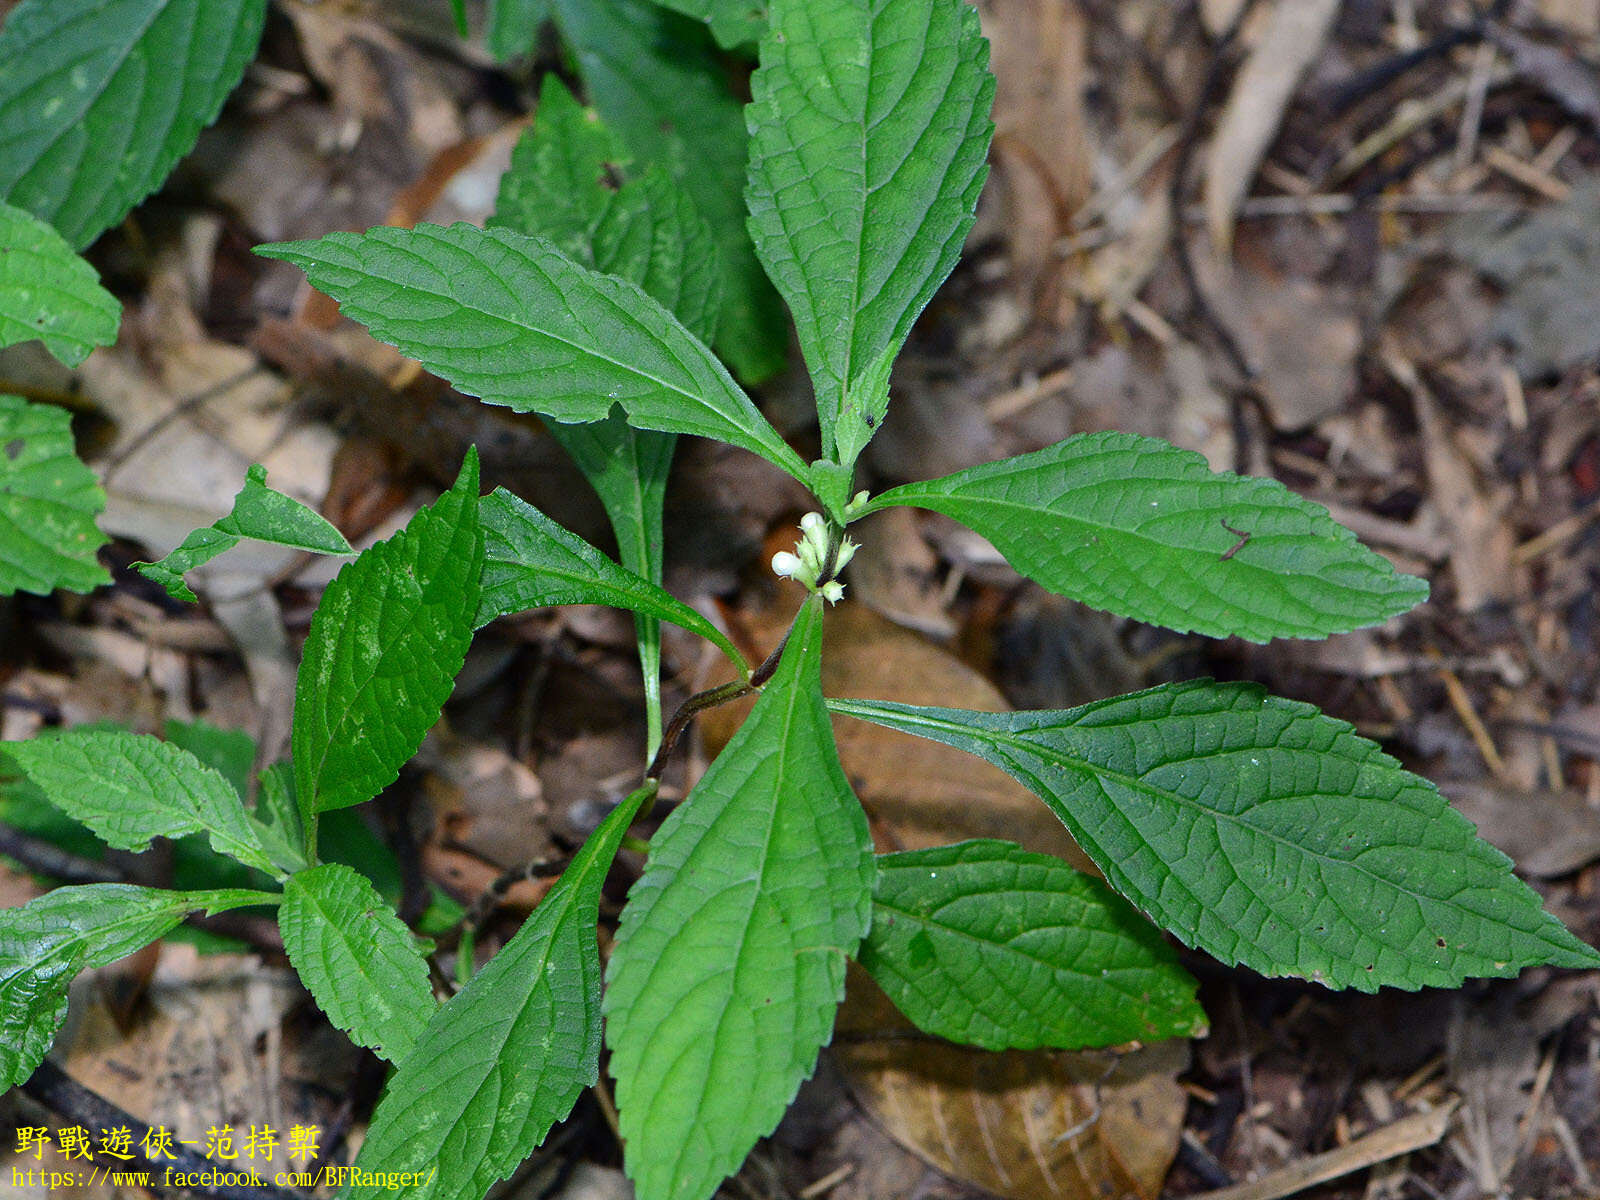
[
  {"x1": 486, "y1": 0, "x2": 789, "y2": 383},
  {"x1": 0, "y1": 0, "x2": 274, "y2": 597},
  {"x1": 1, "y1": 3, "x2": 1597, "y2": 1200}
]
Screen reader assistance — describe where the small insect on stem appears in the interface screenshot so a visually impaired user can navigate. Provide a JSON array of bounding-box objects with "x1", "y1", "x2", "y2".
[{"x1": 1219, "y1": 517, "x2": 1251, "y2": 561}]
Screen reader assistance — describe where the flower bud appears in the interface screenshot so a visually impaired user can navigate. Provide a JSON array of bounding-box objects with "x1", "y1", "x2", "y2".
[{"x1": 771, "y1": 551, "x2": 802, "y2": 578}]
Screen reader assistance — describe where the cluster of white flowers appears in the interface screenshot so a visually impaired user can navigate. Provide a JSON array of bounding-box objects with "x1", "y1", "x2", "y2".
[{"x1": 771, "y1": 512, "x2": 857, "y2": 603}]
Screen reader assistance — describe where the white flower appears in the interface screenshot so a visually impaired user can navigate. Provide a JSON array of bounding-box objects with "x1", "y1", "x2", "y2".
[{"x1": 771, "y1": 551, "x2": 803, "y2": 578}]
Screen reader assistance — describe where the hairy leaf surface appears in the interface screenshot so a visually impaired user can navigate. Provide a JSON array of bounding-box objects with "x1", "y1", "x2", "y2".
[
  {"x1": 345, "y1": 783, "x2": 653, "y2": 1200},
  {"x1": 0, "y1": 202, "x2": 119, "y2": 366},
  {"x1": 863, "y1": 840, "x2": 1205, "y2": 1050},
  {"x1": 0, "y1": 885, "x2": 275, "y2": 1088},
  {"x1": 0, "y1": 394, "x2": 108, "y2": 596},
  {"x1": 3, "y1": 729, "x2": 277, "y2": 876},
  {"x1": 478, "y1": 488, "x2": 747, "y2": 673},
  {"x1": 869, "y1": 431, "x2": 1428, "y2": 641},
  {"x1": 0, "y1": 0, "x2": 267, "y2": 248},
  {"x1": 136, "y1": 463, "x2": 352, "y2": 601},
  {"x1": 292, "y1": 452, "x2": 481, "y2": 819},
  {"x1": 746, "y1": 0, "x2": 993, "y2": 463},
  {"x1": 279, "y1": 864, "x2": 434, "y2": 1063},
  {"x1": 256, "y1": 224, "x2": 807, "y2": 486},
  {"x1": 552, "y1": 0, "x2": 787, "y2": 380},
  {"x1": 606, "y1": 599, "x2": 874, "y2": 1200},
  {"x1": 832, "y1": 683, "x2": 1600, "y2": 991}
]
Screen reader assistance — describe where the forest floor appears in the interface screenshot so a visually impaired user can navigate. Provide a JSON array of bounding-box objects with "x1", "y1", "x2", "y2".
[{"x1": 4, "y1": 2, "x2": 1600, "y2": 1199}]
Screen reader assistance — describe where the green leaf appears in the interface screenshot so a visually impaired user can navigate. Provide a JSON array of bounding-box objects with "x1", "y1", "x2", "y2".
[
  {"x1": 292, "y1": 451, "x2": 482, "y2": 819},
  {"x1": 0, "y1": 884, "x2": 276, "y2": 1088},
  {"x1": 868, "y1": 431, "x2": 1430, "y2": 641},
  {"x1": 746, "y1": 0, "x2": 993, "y2": 465},
  {"x1": 250, "y1": 763, "x2": 309, "y2": 875},
  {"x1": 649, "y1": 0, "x2": 767, "y2": 48},
  {"x1": 256, "y1": 224, "x2": 809, "y2": 487},
  {"x1": 554, "y1": 420, "x2": 673, "y2": 584},
  {"x1": 830, "y1": 682, "x2": 1600, "y2": 992},
  {"x1": 485, "y1": 0, "x2": 551, "y2": 59},
  {"x1": 491, "y1": 74, "x2": 728, "y2": 752},
  {"x1": 161, "y1": 718, "x2": 255, "y2": 800},
  {"x1": 541, "y1": 419, "x2": 676, "y2": 753},
  {"x1": 493, "y1": 77, "x2": 725, "y2": 345},
  {"x1": 135, "y1": 463, "x2": 352, "y2": 602},
  {"x1": 552, "y1": 0, "x2": 788, "y2": 381},
  {"x1": 590, "y1": 172, "x2": 725, "y2": 347},
  {"x1": 2, "y1": 729, "x2": 278, "y2": 877},
  {"x1": 861, "y1": 840, "x2": 1205, "y2": 1051},
  {"x1": 345, "y1": 782, "x2": 653, "y2": 1200},
  {"x1": 478, "y1": 487, "x2": 749, "y2": 672},
  {"x1": 278, "y1": 864, "x2": 435, "y2": 1063},
  {"x1": 0, "y1": 202, "x2": 119, "y2": 366},
  {"x1": 0, "y1": 739, "x2": 109, "y2": 867},
  {"x1": 0, "y1": 0, "x2": 268, "y2": 249},
  {"x1": 493, "y1": 76, "x2": 621, "y2": 255},
  {"x1": 606, "y1": 598, "x2": 874, "y2": 1200},
  {"x1": 0, "y1": 393, "x2": 109, "y2": 596},
  {"x1": 0, "y1": 723, "x2": 278, "y2": 905}
]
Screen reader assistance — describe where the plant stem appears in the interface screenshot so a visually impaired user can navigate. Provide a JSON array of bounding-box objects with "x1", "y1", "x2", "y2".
[
  {"x1": 637, "y1": 615, "x2": 665, "y2": 762},
  {"x1": 642, "y1": 625, "x2": 792, "y2": 781}
]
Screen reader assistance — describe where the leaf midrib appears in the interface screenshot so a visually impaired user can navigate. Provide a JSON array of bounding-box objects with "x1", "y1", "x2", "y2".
[
  {"x1": 878, "y1": 486, "x2": 1381, "y2": 597},
  {"x1": 832, "y1": 701, "x2": 1561, "y2": 958},
  {"x1": 871, "y1": 892, "x2": 1157, "y2": 987},
  {"x1": 317, "y1": 229, "x2": 802, "y2": 479},
  {"x1": 11, "y1": 887, "x2": 276, "y2": 975},
  {"x1": 483, "y1": 542, "x2": 736, "y2": 662}
]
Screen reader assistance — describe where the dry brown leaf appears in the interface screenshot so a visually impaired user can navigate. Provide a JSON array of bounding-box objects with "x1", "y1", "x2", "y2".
[
  {"x1": 281, "y1": 2, "x2": 462, "y2": 153},
  {"x1": 1444, "y1": 780, "x2": 1600, "y2": 879},
  {"x1": 1200, "y1": 0, "x2": 1250, "y2": 36},
  {"x1": 978, "y1": 0, "x2": 1091, "y2": 219},
  {"x1": 1193, "y1": 258, "x2": 1362, "y2": 430},
  {"x1": 1163, "y1": 340, "x2": 1235, "y2": 470},
  {"x1": 41, "y1": 948, "x2": 354, "y2": 1197},
  {"x1": 834, "y1": 968, "x2": 1188, "y2": 1200},
  {"x1": 1447, "y1": 990, "x2": 1541, "y2": 1195},
  {"x1": 1383, "y1": 348, "x2": 1515, "y2": 611},
  {"x1": 700, "y1": 599, "x2": 1091, "y2": 869},
  {"x1": 974, "y1": 0, "x2": 1090, "y2": 315},
  {"x1": 1203, "y1": 0, "x2": 1341, "y2": 256},
  {"x1": 844, "y1": 508, "x2": 957, "y2": 639},
  {"x1": 417, "y1": 723, "x2": 551, "y2": 866},
  {"x1": 1536, "y1": 0, "x2": 1600, "y2": 36}
]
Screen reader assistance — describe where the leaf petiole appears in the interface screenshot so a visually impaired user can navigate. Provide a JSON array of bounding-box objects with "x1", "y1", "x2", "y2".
[{"x1": 642, "y1": 623, "x2": 793, "y2": 781}]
